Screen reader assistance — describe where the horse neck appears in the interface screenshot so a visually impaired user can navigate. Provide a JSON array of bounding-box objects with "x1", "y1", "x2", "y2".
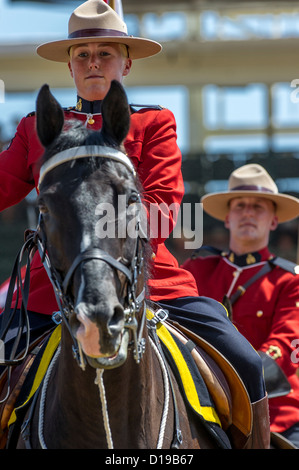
[{"x1": 40, "y1": 322, "x2": 168, "y2": 448}]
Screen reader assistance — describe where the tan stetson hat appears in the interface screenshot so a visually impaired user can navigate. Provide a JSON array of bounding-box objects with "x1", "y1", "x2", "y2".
[
  {"x1": 201, "y1": 163, "x2": 299, "y2": 223},
  {"x1": 37, "y1": 0, "x2": 162, "y2": 62}
]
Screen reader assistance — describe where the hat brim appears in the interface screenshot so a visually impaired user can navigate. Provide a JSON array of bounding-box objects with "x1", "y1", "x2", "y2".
[
  {"x1": 201, "y1": 191, "x2": 299, "y2": 223},
  {"x1": 37, "y1": 36, "x2": 162, "y2": 62}
]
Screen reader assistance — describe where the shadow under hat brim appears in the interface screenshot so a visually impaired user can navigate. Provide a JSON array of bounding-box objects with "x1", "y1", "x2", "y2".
[
  {"x1": 201, "y1": 190, "x2": 299, "y2": 223},
  {"x1": 36, "y1": 36, "x2": 162, "y2": 62}
]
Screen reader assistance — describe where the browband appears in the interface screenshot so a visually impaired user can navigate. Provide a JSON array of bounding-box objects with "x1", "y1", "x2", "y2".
[{"x1": 38, "y1": 145, "x2": 136, "y2": 187}]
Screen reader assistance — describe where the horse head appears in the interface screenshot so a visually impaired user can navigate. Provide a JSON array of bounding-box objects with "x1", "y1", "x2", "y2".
[{"x1": 36, "y1": 81, "x2": 148, "y2": 370}]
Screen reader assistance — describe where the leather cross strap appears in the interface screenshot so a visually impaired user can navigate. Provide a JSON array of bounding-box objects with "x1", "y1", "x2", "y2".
[
  {"x1": 222, "y1": 261, "x2": 274, "y2": 319},
  {"x1": 192, "y1": 245, "x2": 275, "y2": 306},
  {"x1": 192, "y1": 246, "x2": 276, "y2": 319},
  {"x1": 229, "y1": 261, "x2": 274, "y2": 306}
]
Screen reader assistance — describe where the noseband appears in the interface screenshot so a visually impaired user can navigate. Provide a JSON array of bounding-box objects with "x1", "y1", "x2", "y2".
[{"x1": 37, "y1": 145, "x2": 147, "y2": 367}]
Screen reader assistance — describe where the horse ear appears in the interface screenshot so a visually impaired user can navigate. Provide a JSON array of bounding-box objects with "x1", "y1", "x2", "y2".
[
  {"x1": 101, "y1": 80, "x2": 130, "y2": 147},
  {"x1": 36, "y1": 84, "x2": 64, "y2": 147}
]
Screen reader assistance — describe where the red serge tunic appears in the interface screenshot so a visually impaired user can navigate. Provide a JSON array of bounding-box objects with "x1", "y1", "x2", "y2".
[
  {"x1": 182, "y1": 247, "x2": 299, "y2": 433},
  {"x1": 0, "y1": 105, "x2": 198, "y2": 314}
]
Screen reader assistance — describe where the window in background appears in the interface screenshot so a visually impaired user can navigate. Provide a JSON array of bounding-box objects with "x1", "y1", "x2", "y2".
[
  {"x1": 202, "y1": 84, "x2": 268, "y2": 153},
  {"x1": 200, "y1": 11, "x2": 299, "y2": 40},
  {"x1": 142, "y1": 12, "x2": 187, "y2": 41},
  {"x1": 204, "y1": 134, "x2": 269, "y2": 154},
  {"x1": 203, "y1": 83, "x2": 268, "y2": 129},
  {"x1": 272, "y1": 82, "x2": 299, "y2": 128}
]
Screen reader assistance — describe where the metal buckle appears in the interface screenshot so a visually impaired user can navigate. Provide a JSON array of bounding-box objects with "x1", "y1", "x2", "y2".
[
  {"x1": 52, "y1": 311, "x2": 62, "y2": 325},
  {"x1": 147, "y1": 308, "x2": 169, "y2": 329},
  {"x1": 134, "y1": 337, "x2": 146, "y2": 363}
]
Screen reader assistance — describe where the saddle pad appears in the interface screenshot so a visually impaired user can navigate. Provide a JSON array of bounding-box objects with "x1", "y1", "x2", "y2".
[
  {"x1": 165, "y1": 320, "x2": 233, "y2": 431},
  {"x1": 8, "y1": 325, "x2": 61, "y2": 430},
  {"x1": 146, "y1": 310, "x2": 221, "y2": 426},
  {"x1": 147, "y1": 310, "x2": 233, "y2": 448}
]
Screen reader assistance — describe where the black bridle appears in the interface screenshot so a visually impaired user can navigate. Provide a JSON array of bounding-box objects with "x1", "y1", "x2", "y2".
[
  {"x1": 36, "y1": 215, "x2": 147, "y2": 369},
  {"x1": 0, "y1": 146, "x2": 148, "y2": 372},
  {"x1": 36, "y1": 145, "x2": 148, "y2": 368}
]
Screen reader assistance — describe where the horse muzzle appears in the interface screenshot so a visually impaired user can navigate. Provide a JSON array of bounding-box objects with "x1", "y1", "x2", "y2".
[{"x1": 71, "y1": 301, "x2": 128, "y2": 369}]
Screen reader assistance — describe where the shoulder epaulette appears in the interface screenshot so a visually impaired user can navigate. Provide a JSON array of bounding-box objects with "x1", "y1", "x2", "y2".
[
  {"x1": 26, "y1": 106, "x2": 76, "y2": 118},
  {"x1": 269, "y1": 256, "x2": 299, "y2": 275},
  {"x1": 63, "y1": 106, "x2": 76, "y2": 112},
  {"x1": 191, "y1": 245, "x2": 227, "y2": 260},
  {"x1": 130, "y1": 103, "x2": 164, "y2": 113}
]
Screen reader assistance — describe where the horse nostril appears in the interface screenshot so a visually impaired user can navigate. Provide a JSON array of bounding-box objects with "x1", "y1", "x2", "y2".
[{"x1": 108, "y1": 303, "x2": 124, "y2": 332}]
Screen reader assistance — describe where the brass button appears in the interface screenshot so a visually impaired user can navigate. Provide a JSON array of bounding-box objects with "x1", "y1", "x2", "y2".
[{"x1": 256, "y1": 310, "x2": 263, "y2": 317}]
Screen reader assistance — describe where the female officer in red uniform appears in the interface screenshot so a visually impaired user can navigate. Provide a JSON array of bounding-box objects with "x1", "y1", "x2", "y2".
[
  {"x1": 183, "y1": 163, "x2": 299, "y2": 446},
  {"x1": 0, "y1": 0, "x2": 268, "y2": 447}
]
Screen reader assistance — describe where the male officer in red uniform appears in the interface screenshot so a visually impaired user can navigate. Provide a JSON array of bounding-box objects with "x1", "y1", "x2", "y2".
[
  {"x1": 0, "y1": 1, "x2": 269, "y2": 447},
  {"x1": 183, "y1": 163, "x2": 299, "y2": 447}
]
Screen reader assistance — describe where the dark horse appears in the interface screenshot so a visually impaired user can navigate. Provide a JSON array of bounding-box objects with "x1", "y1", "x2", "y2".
[{"x1": 5, "y1": 81, "x2": 231, "y2": 449}]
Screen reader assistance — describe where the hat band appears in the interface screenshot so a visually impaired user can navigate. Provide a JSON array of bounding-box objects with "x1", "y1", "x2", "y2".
[
  {"x1": 68, "y1": 28, "x2": 128, "y2": 39},
  {"x1": 231, "y1": 185, "x2": 275, "y2": 193}
]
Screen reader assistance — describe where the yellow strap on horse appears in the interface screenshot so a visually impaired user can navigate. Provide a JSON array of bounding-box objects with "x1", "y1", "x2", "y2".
[
  {"x1": 146, "y1": 310, "x2": 221, "y2": 427},
  {"x1": 8, "y1": 325, "x2": 61, "y2": 427}
]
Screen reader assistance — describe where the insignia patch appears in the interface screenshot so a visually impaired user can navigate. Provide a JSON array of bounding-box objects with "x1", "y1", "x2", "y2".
[
  {"x1": 246, "y1": 254, "x2": 256, "y2": 264},
  {"x1": 229, "y1": 252, "x2": 234, "y2": 263},
  {"x1": 266, "y1": 345, "x2": 282, "y2": 360},
  {"x1": 76, "y1": 98, "x2": 82, "y2": 111}
]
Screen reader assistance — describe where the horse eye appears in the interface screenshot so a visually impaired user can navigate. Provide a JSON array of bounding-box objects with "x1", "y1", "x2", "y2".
[
  {"x1": 128, "y1": 193, "x2": 139, "y2": 205},
  {"x1": 38, "y1": 204, "x2": 49, "y2": 215}
]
